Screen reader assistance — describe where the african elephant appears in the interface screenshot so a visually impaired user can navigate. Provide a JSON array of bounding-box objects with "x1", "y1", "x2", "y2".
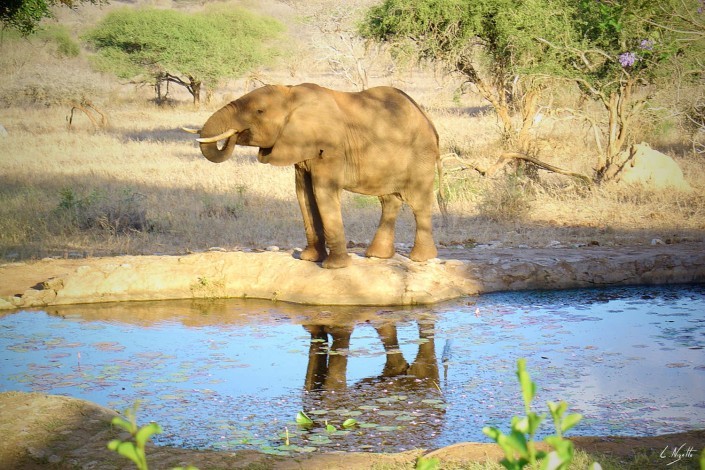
[{"x1": 184, "y1": 83, "x2": 443, "y2": 269}]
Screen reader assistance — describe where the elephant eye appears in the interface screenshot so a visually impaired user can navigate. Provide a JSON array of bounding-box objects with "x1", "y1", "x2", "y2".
[{"x1": 256, "y1": 109, "x2": 265, "y2": 115}]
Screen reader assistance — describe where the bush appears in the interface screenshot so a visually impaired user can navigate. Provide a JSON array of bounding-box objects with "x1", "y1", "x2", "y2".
[
  {"x1": 55, "y1": 187, "x2": 152, "y2": 235},
  {"x1": 39, "y1": 24, "x2": 80, "y2": 58}
]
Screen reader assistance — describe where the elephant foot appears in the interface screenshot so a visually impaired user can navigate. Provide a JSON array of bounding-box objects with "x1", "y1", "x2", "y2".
[
  {"x1": 365, "y1": 242, "x2": 396, "y2": 259},
  {"x1": 322, "y1": 252, "x2": 352, "y2": 269},
  {"x1": 409, "y1": 244, "x2": 438, "y2": 262},
  {"x1": 300, "y1": 245, "x2": 327, "y2": 262}
]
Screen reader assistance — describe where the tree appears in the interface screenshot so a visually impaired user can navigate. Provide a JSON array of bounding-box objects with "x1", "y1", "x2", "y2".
[
  {"x1": 1, "y1": 0, "x2": 106, "y2": 37},
  {"x1": 83, "y1": 5, "x2": 284, "y2": 106},
  {"x1": 360, "y1": 0, "x2": 557, "y2": 154},
  {"x1": 289, "y1": 0, "x2": 391, "y2": 91},
  {"x1": 533, "y1": 0, "x2": 705, "y2": 179},
  {"x1": 361, "y1": 0, "x2": 705, "y2": 181}
]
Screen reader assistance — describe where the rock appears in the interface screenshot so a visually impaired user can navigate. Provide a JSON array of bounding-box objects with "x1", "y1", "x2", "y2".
[
  {"x1": 613, "y1": 142, "x2": 691, "y2": 191},
  {"x1": 1, "y1": 243, "x2": 704, "y2": 308},
  {"x1": 265, "y1": 245, "x2": 280, "y2": 252},
  {"x1": 651, "y1": 238, "x2": 665, "y2": 245}
]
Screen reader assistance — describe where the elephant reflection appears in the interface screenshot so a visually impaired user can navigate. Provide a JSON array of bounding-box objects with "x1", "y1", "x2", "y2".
[{"x1": 300, "y1": 320, "x2": 444, "y2": 450}]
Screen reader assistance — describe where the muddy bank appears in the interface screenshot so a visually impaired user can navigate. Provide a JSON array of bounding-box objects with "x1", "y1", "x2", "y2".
[{"x1": 1, "y1": 243, "x2": 705, "y2": 309}]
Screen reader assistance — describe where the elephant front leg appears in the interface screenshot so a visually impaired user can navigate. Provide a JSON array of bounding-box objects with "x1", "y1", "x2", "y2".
[
  {"x1": 366, "y1": 194, "x2": 402, "y2": 259},
  {"x1": 312, "y1": 179, "x2": 351, "y2": 269},
  {"x1": 295, "y1": 165, "x2": 327, "y2": 262}
]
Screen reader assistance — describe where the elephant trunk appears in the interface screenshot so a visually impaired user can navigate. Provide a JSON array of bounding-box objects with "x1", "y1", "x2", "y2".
[
  {"x1": 198, "y1": 105, "x2": 238, "y2": 163},
  {"x1": 199, "y1": 138, "x2": 237, "y2": 163}
]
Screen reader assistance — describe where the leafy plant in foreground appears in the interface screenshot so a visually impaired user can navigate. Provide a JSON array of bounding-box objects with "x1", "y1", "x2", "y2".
[
  {"x1": 108, "y1": 403, "x2": 198, "y2": 470},
  {"x1": 483, "y1": 358, "x2": 599, "y2": 470},
  {"x1": 108, "y1": 404, "x2": 162, "y2": 470}
]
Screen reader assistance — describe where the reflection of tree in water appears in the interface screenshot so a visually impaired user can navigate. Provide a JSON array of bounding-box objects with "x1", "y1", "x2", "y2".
[{"x1": 300, "y1": 319, "x2": 445, "y2": 451}]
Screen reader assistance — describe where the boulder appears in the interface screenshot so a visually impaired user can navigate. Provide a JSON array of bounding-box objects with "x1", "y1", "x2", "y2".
[{"x1": 613, "y1": 142, "x2": 691, "y2": 190}]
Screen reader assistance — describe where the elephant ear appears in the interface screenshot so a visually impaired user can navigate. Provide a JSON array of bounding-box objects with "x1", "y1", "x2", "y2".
[{"x1": 260, "y1": 85, "x2": 345, "y2": 166}]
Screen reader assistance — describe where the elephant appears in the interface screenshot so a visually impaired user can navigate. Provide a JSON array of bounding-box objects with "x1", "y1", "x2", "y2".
[{"x1": 184, "y1": 83, "x2": 443, "y2": 269}]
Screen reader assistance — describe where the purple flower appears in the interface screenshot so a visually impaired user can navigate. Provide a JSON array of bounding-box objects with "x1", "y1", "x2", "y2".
[
  {"x1": 618, "y1": 51, "x2": 638, "y2": 67},
  {"x1": 640, "y1": 39, "x2": 654, "y2": 51}
]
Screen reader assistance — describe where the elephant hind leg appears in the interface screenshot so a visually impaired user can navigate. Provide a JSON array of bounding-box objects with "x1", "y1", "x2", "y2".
[
  {"x1": 366, "y1": 194, "x2": 402, "y2": 259},
  {"x1": 406, "y1": 192, "x2": 438, "y2": 262}
]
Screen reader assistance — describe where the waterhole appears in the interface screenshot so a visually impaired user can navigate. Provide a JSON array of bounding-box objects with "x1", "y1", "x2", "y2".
[{"x1": 1, "y1": 285, "x2": 704, "y2": 454}]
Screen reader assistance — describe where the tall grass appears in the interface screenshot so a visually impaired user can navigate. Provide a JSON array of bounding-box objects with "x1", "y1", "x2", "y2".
[{"x1": 0, "y1": 1, "x2": 703, "y2": 261}]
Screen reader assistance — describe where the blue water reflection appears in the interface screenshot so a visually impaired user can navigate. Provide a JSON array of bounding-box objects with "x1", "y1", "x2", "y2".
[{"x1": 1, "y1": 284, "x2": 703, "y2": 453}]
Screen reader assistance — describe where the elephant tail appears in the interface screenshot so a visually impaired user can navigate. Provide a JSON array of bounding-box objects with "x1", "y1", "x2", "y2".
[{"x1": 436, "y1": 152, "x2": 449, "y2": 225}]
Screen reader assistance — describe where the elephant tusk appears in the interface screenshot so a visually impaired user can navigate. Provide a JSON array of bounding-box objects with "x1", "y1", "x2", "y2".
[
  {"x1": 196, "y1": 128, "x2": 237, "y2": 143},
  {"x1": 181, "y1": 127, "x2": 202, "y2": 134}
]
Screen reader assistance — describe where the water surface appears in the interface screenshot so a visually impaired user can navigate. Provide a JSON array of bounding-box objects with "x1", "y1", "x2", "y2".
[{"x1": 1, "y1": 285, "x2": 703, "y2": 454}]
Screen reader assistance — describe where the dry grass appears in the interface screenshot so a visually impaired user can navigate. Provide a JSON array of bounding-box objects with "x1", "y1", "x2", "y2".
[{"x1": 0, "y1": 1, "x2": 703, "y2": 262}]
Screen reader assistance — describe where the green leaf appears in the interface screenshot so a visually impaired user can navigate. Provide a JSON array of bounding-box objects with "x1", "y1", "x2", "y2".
[
  {"x1": 560, "y1": 413, "x2": 583, "y2": 434},
  {"x1": 482, "y1": 426, "x2": 502, "y2": 442},
  {"x1": 295, "y1": 411, "x2": 313, "y2": 426},
  {"x1": 107, "y1": 439, "x2": 121, "y2": 451},
  {"x1": 110, "y1": 441, "x2": 141, "y2": 465},
  {"x1": 135, "y1": 422, "x2": 163, "y2": 448},
  {"x1": 342, "y1": 418, "x2": 358, "y2": 428},
  {"x1": 516, "y1": 358, "x2": 536, "y2": 412},
  {"x1": 544, "y1": 436, "x2": 574, "y2": 467},
  {"x1": 325, "y1": 422, "x2": 336, "y2": 433},
  {"x1": 506, "y1": 430, "x2": 529, "y2": 457},
  {"x1": 512, "y1": 416, "x2": 530, "y2": 434},
  {"x1": 547, "y1": 401, "x2": 567, "y2": 419},
  {"x1": 111, "y1": 416, "x2": 134, "y2": 433}
]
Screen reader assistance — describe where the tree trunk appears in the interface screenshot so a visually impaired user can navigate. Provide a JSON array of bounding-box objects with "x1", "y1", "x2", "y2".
[
  {"x1": 517, "y1": 88, "x2": 541, "y2": 153},
  {"x1": 190, "y1": 79, "x2": 201, "y2": 108},
  {"x1": 475, "y1": 78, "x2": 515, "y2": 146}
]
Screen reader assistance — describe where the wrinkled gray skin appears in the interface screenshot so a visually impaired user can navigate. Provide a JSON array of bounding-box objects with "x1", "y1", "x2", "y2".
[{"x1": 192, "y1": 83, "x2": 441, "y2": 269}]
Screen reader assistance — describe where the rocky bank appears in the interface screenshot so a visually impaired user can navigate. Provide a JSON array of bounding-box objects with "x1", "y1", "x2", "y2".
[{"x1": 2, "y1": 242, "x2": 705, "y2": 309}]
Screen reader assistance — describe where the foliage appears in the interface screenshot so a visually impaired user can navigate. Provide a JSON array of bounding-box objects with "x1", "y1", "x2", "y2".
[
  {"x1": 359, "y1": 0, "x2": 564, "y2": 149},
  {"x1": 108, "y1": 404, "x2": 198, "y2": 470},
  {"x1": 108, "y1": 404, "x2": 163, "y2": 470},
  {"x1": 0, "y1": 0, "x2": 106, "y2": 37},
  {"x1": 482, "y1": 358, "x2": 595, "y2": 470},
  {"x1": 534, "y1": 0, "x2": 705, "y2": 171},
  {"x1": 83, "y1": 6, "x2": 284, "y2": 104},
  {"x1": 478, "y1": 174, "x2": 532, "y2": 222},
  {"x1": 361, "y1": 0, "x2": 705, "y2": 176},
  {"x1": 55, "y1": 186, "x2": 152, "y2": 235},
  {"x1": 38, "y1": 24, "x2": 80, "y2": 57}
]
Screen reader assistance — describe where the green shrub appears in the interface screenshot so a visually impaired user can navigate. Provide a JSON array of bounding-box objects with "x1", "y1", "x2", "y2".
[
  {"x1": 55, "y1": 186, "x2": 152, "y2": 234},
  {"x1": 40, "y1": 25, "x2": 80, "y2": 58},
  {"x1": 483, "y1": 358, "x2": 598, "y2": 470}
]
